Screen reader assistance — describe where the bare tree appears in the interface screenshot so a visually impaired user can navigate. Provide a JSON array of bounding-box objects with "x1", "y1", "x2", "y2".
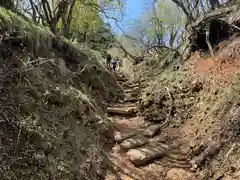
[{"x1": 21, "y1": 0, "x2": 76, "y2": 37}]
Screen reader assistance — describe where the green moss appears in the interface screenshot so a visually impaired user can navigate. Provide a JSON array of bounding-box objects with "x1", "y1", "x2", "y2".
[{"x1": 0, "y1": 7, "x2": 54, "y2": 43}]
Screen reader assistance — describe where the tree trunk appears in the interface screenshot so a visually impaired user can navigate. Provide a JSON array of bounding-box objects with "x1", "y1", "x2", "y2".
[
  {"x1": 209, "y1": 0, "x2": 220, "y2": 10},
  {"x1": 171, "y1": 0, "x2": 192, "y2": 21},
  {"x1": 205, "y1": 23, "x2": 214, "y2": 57},
  {"x1": 0, "y1": 0, "x2": 14, "y2": 10},
  {"x1": 29, "y1": 0, "x2": 37, "y2": 22}
]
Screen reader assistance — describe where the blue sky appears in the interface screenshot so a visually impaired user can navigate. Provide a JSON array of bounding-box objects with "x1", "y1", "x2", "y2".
[{"x1": 103, "y1": 0, "x2": 152, "y2": 35}]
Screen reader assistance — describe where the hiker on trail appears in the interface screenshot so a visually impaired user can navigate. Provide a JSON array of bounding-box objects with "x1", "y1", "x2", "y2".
[
  {"x1": 111, "y1": 57, "x2": 120, "y2": 72},
  {"x1": 106, "y1": 53, "x2": 111, "y2": 67}
]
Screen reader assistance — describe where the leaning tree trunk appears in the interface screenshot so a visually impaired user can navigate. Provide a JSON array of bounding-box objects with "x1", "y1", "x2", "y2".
[{"x1": 117, "y1": 40, "x2": 143, "y2": 64}]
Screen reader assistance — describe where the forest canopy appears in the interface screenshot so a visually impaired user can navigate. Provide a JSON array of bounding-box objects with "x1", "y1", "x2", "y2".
[{"x1": 0, "y1": 0, "x2": 238, "y2": 60}]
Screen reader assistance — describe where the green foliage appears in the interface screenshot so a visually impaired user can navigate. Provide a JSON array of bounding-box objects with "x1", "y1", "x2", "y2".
[
  {"x1": 149, "y1": 0, "x2": 186, "y2": 48},
  {"x1": 0, "y1": 6, "x2": 54, "y2": 46},
  {"x1": 70, "y1": 0, "x2": 103, "y2": 36},
  {"x1": 117, "y1": 35, "x2": 144, "y2": 56},
  {"x1": 117, "y1": 0, "x2": 188, "y2": 56},
  {"x1": 10, "y1": 0, "x2": 119, "y2": 46},
  {"x1": 155, "y1": 0, "x2": 186, "y2": 27},
  {"x1": 66, "y1": 0, "x2": 115, "y2": 49}
]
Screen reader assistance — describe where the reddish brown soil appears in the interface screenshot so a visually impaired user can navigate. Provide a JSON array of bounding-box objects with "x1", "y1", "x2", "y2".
[
  {"x1": 106, "y1": 38, "x2": 240, "y2": 179},
  {"x1": 187, "y1": 52, "x2": 240, "y2": 85},
  {"x1": 106, "y1": 106, "x2": 194, "y2": 180}
]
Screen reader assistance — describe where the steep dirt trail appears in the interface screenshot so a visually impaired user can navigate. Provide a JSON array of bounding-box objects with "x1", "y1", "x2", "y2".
[{"x1": 105, "y1": 79, "x2": 196, "y2": 180}]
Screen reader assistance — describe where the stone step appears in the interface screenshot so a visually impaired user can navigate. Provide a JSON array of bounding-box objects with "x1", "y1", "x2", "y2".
[
  {"x1": 120, "y1": 135, "x2": 148, "y2": 150},
  {"x1": 124, "y1": 87, "x2": 140, "y2": 93},
  {"x1": 116, "y1": 77, "x2": 128, "y2": 82},
  {"x1": 109, "y1": 103, "x2": 136, "y2": 108},
  {"x1": 114, "y1": 130, "x2": 139, "y2": 143},
  {"x1": 143, "y1": 124, "x2": 161, "y2": 138},
  {"x1": 124, "y1": 91, "x2": 139, "y2": 98},
  {"x1": 166, "y1": 168, "x2": 195, "y2": 180},
  {"x1": 119, "y1": 82, "x2": 140, "y2": 88},
  {"x1": 127, "y1": 143, "x2": 170, "y2": 166},
  {"x1": 128, "y1": 84, "x2": 140, "y2": 88},
  {"x1": 124, "y1": 96, "x2": 138, "y2": 103},
  {"x1": 114, "y1": 73, "x2": 126, "y2": 81},
  {"x1": 107, "y1": 105, "x2": 138, "y2": 115}
]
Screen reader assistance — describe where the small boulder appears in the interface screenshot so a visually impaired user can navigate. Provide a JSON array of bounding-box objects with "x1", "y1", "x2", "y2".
[
  {"x1": 107, "y1": 106, "x2": 137, "y2": 115},
  {"x1": 143, "y1": 124, "x2": 161, "y2": 137},
  {"x1": 124, "y1": 87, "x2": 140, "y2": 93},
  {"x1": 127, "y1": 144, "x2": 167, "y2": 166},
  {"x1": 113, "y1": 130, "x2": 137, "y2": 143},
  {"x1": 127, "y1": 149, "x2": 148, "y2": 165},
  {"x1": 124, "y1": 95, "x2": 138, "y2": 102},
  {"x1": 120, "y1": 136, "x2": 148, "y2": 150}
]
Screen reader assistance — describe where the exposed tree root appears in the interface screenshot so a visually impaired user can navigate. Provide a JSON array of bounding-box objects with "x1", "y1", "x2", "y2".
[
  {"x1": 222, "y1": 143, "x2": 240, "y2": 164},
  {"x1": 189, "y1": 138, "x2": 225, "y2": 171}
]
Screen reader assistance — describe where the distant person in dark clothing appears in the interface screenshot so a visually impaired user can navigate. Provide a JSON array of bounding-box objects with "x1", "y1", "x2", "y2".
[
  {"x1": 111, "y1": 57, "x2": 119, "y2": 72},
  {"x1": 106, "y1": 53, "x2": 111, "y2": 67}
]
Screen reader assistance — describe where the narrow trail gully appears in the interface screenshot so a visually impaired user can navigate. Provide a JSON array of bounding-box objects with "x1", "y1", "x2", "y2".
[{"x1": 105, "y1": 77, "x2": 196, "y2": 180}]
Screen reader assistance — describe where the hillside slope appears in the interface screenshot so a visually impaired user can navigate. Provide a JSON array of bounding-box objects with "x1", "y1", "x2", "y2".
[
  {"x1": 0, "y1": 7, "x2": 123, "y2": 180},
  {"x1": 132, "y1": 41, "x2": 240, "y2": 179}
]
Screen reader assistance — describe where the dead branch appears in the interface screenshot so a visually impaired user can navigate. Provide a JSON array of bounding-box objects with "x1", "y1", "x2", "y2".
[
  {"x1": 222, "y1": 143, "x2": 240, "y2": 164},
  {"x1": 15, "y1": 126, "x2": 21, "y2": 154},
  {"x1": 190, "y1": 5, "x2": 237, "y2": 28},
  {"x1": 190, "y1": 139, "x2": 225, "y2": 170},
  {"x1": 229, "y1": 23, "x2": 240, "y2": 31},
  {"x1": 76, "y1": 64, "x2": 87, "y2": 76}
]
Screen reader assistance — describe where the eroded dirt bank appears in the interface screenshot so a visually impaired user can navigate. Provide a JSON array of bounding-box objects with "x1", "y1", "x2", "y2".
[
  {"x1": 2, "y1": 4, "x2": 240, "y2": 180},
  {"x1": 106, "y1": 37, "x2": 240, "y2": 180},
  {"x1": 0, "y1": 8, "x2": 124, "y2": 179}
]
